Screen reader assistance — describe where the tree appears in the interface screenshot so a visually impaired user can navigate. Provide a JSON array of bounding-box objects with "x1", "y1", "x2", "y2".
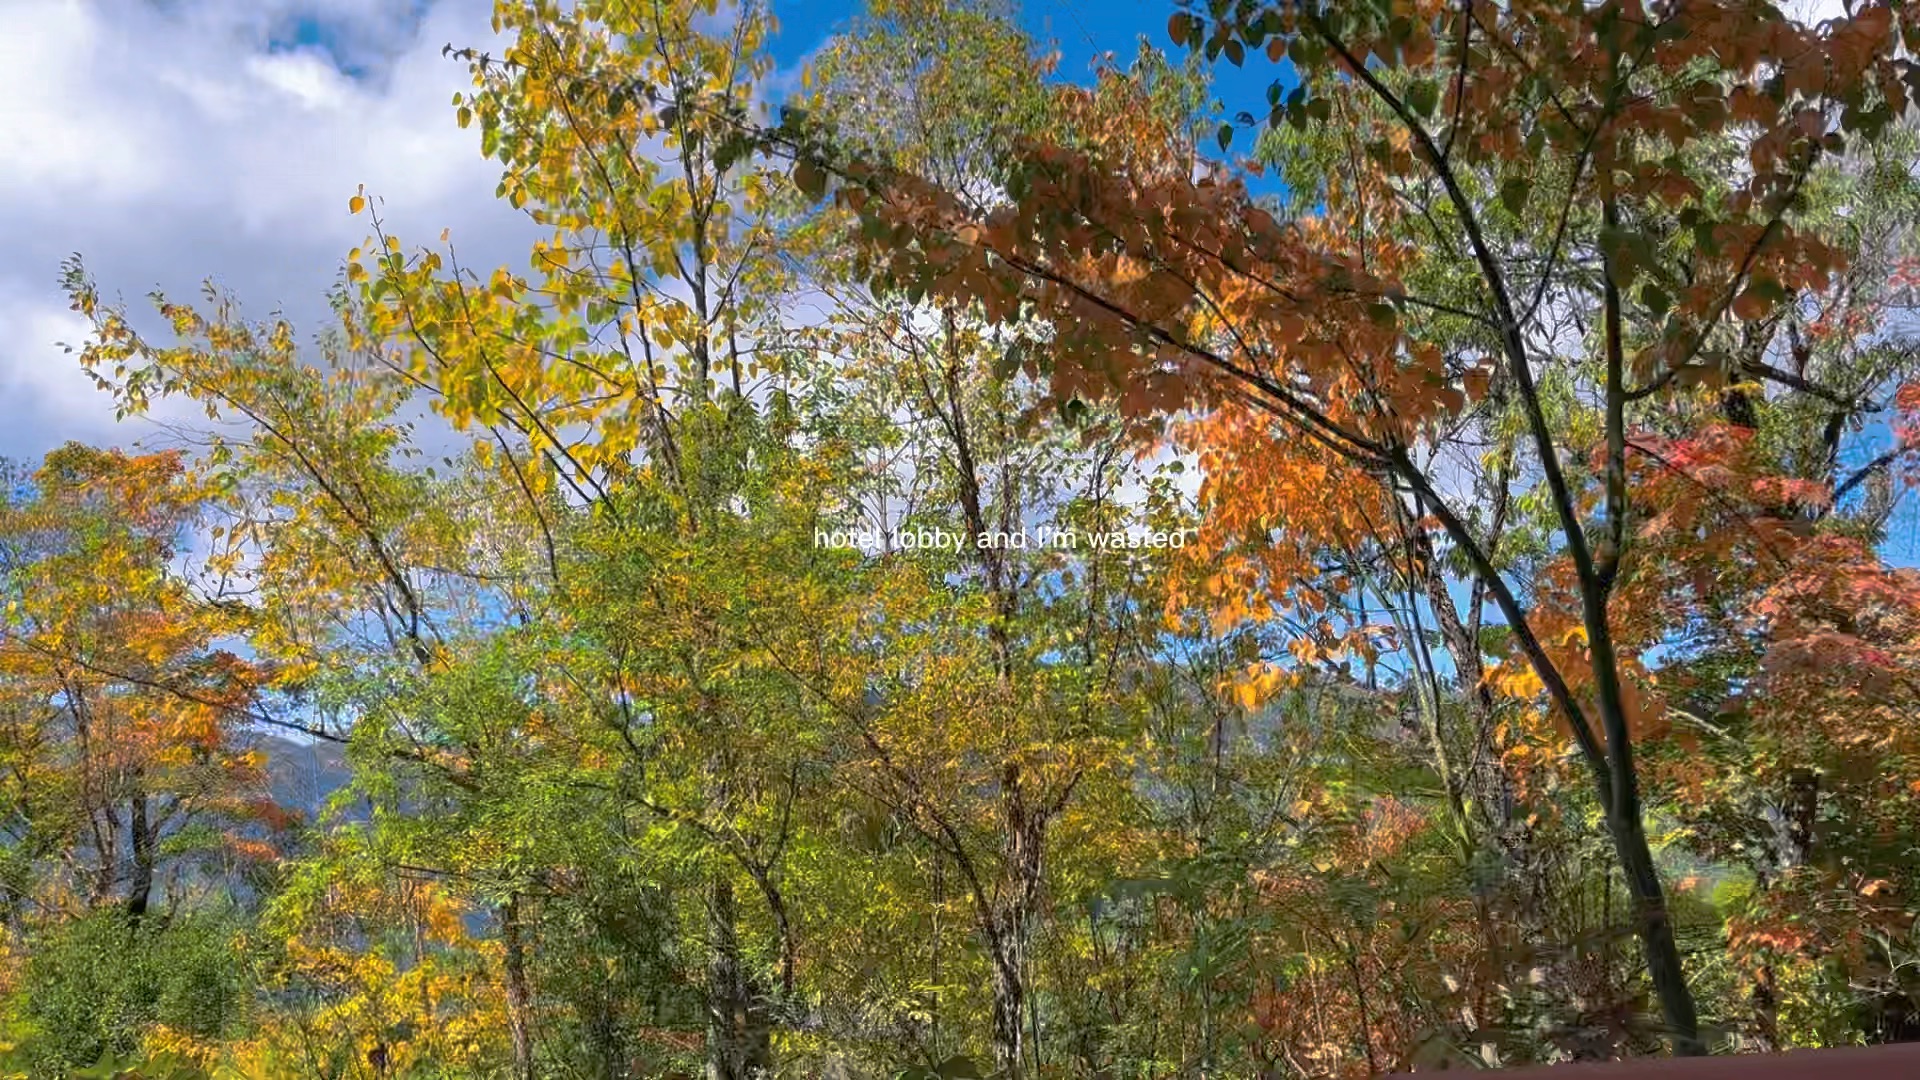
[
  {"x1": 785, "y1": 0, "x2": 1920, "y2": 1057},
  {"x1": 0, "y1": 444, "x2": 280, "y2": 925}
]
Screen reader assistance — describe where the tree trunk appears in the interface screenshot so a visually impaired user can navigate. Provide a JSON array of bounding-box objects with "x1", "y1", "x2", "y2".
[
  {"x1": 1606, "y1": 807, "x2": 1703, "y2": 1056},
  {"x1": 502, "y1": 892, "x2": 538, "y2": 1080},
  {"x1": 706, "y1": 874, "x2": 772, "y2": 1080},
  {"x1": 987, "y1": 930, "x2": 1027, "y2": 1078},
  {"x1": 1750, "y1": 963, "x2": 1781, "y2": 1053},
  {"x1": 985, "y1": 762, "x2": 1051, "y2": 1078},
  {"x1": 125, "y1": 781, "x2": 154, "y2": 923}
]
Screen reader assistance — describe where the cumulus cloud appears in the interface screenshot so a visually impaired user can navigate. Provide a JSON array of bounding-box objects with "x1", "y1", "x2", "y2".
[{"x1": 0, "y1": 0, "x2": 536, "y2": 459}]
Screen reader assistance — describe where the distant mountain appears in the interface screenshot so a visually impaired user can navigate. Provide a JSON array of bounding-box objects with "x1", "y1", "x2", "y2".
[{"x1": 251, "y1": 734, "x2": 353, "y2": 823}]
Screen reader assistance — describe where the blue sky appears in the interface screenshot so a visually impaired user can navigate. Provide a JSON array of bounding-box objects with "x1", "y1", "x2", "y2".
[{"x1": 766, "y1": 0, "x2": 1175, "y2": 73}]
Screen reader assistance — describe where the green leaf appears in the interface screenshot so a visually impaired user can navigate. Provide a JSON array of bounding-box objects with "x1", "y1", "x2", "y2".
[
  {"x1": 1500, "y1": 177, "x2": 1531, "y2": 214},
  {"x1": 1407, "y1": 78, "x2": 1439, "y2": 119}
]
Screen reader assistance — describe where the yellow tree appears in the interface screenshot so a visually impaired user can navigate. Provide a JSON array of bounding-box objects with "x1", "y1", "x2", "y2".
[
  {"x1": 58, "y1": 265, "x2": 557, "y2": 1075},
  {"x1": 341, "y1": 2, "x2": 824, "y2": 1075}
]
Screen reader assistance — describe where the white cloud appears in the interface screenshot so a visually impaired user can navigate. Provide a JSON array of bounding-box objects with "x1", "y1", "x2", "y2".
[
  {"x1": 0, "y1": 0, "x2": 537, "y2": 459},
  {"x1": 0, "y1": 0, "x2": 169, "y2": 202},
  {"x1": 0, "y1": 289, "x2": 114, "y2": 442},
  {"x1": 245, "y1": 51, "x2": 357, "y2": 112}
]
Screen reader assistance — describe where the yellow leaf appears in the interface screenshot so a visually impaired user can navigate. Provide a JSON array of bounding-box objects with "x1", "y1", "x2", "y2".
[
  {"x1": 348, "y1": 195, "x2": 366, "y2": 214},
  {"x1": 1234, "y1": 682, "x2": 1259, "y2": 711},
  {"x1": 1496, "y1": 666, "x2": 1546, "y2": 700}
]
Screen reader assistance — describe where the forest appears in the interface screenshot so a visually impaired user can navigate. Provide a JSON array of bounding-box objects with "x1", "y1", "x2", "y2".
[{"x1": 3, "y1": 0, "x2": 1920, "y2": 1076}]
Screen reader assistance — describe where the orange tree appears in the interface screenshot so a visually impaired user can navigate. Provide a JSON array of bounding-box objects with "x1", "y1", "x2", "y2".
[
  {"x1": 0, "y1": 444, "x2": 278, "y2": 922},
  {"x1": 759, "y1": 0, "x2": 1920, "y2": 1057},
  {"x1": 0, "y1": 444, "x2": 279, "y2": 1069}
]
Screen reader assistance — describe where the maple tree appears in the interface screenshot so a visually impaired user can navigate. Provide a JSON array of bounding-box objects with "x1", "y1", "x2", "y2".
[{"x1": 767, "y1": 0, "x2": 1920, "y2": 1059}]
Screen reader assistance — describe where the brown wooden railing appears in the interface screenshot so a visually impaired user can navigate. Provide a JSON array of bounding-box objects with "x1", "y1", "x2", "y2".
[{"x1": 1387, "y1": 1043, "x2": 1920, "y2": 1077}]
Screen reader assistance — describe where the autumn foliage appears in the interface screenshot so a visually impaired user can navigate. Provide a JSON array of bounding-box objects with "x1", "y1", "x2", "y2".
[{"x1": 5, "y1": 0, "x2": 1920, "y2": 1077}]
